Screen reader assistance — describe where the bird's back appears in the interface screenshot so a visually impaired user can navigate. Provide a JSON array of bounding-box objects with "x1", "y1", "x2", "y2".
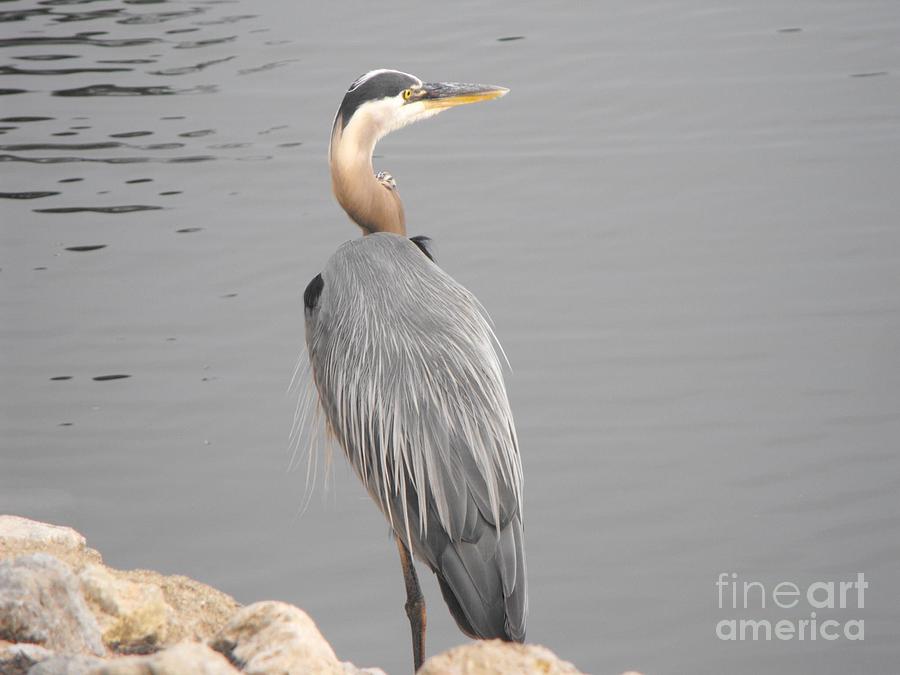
[{"x1": 304, "y1": 232, "x2": 526, "y2": 641}]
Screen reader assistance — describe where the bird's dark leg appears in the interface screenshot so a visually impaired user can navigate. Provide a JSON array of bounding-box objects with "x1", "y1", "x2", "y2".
[{"x1": 395, "y1": 536, "x2": 426, "y2": 672}]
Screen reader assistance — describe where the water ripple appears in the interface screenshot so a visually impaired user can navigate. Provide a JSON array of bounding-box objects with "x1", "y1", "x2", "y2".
[
  {"x1": 149, "y1": 56, "x2": 234, "y2": 77},
  {"x1": 1, "y1": 116, "x2": 54, "y2": 123},
  {"x1": 0, "y1": 65, "x2": 132, "y2": 75},
  {"x1": 65, "y1": 244, "x2": 107, "y2": 252},
  {"x1": 237, "y1": 58, "x2": 298, "y2": 76},
  {"x1": 52, "y1": 9, "x2": 125, "y2": 24},
  {"x1": 0, "y1": 8, "x2": 51, "y2": 23},
  {"x1": 174, "y1": 36, "x2": 236, "y2": 49},
  {"x1": 0, "y1": 154, "x2": 216, "y2": 164},
  {"x1": 178, "y1": 129, "x2": 214, "y2": 138},
  {"x1": 117, "y1": 9, "x2": 204, "y2": 26},
  {"x1": 97, "y1": 58, "x2": 157, "y2": 64},
  {"x1": 0, "y1": 191, "x2": 61, "y2": 199},
  {"x1": 194, "y1": 14, "x2": 258, "y2": 26},
  {"x1": 34, "y1": 205, "x2": 162, "y2": 214},
  {"x1": 0, "y1": 141, "x2": 184, "y2": 151},
  {"x1": 52, "y1": 84, "x2": 216, "y2": 97},
  {"x1": 13, "y1": 55, "x2": 74, "y2": 62},
  {"x1": 0, "y1": 35, "x2": 164, "y2": 48}
]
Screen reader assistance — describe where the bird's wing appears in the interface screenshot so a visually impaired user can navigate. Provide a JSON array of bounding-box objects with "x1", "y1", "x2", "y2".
[{"x1": 304, "y1": 233, "x2": 526, "y2": 641}]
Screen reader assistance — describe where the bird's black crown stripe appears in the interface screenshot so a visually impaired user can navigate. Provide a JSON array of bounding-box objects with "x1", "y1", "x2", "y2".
[
  {"x1": 339, "y1": 71, "x2": 419, "y2": 129},
  {"x1": 304, "y1": 273, "x2": 324, "y2": 311}
]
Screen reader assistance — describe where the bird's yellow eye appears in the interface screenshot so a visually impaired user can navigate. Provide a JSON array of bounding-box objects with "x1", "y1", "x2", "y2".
[{"x1": 402, "y1": 89, "x2": 412, "y2": 101}]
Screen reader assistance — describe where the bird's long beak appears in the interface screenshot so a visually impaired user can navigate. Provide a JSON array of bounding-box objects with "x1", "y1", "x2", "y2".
[{"x1": 419, "y1": 82, "x2": 509, "y2": 110}]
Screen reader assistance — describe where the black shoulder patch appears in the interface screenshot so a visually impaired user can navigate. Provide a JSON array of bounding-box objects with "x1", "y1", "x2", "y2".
[
  {"x1": 303, "y1": 273, "x2": 323, "y2": 312},
  {"x1": 410, "y1": 235, "x2": 434, "y2": 262}
]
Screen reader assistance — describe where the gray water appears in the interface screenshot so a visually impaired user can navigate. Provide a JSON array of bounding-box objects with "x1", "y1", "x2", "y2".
[{"x1": 2, "y1": 1, "x2": 900, "y2": 673}]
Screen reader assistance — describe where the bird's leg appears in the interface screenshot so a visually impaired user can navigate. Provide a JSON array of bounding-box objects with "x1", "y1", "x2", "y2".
[{"x1": 395, "y1": 536, "x2": 426, "y2": 672}]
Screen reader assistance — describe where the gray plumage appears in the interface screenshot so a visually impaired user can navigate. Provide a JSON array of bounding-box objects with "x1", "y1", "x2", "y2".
[
  {"x1": 303, "y1": 232, "x2": 526, "y2": 641},
  {"x1": 301, "y1": 71, "x2": 523, "y2": 666}
]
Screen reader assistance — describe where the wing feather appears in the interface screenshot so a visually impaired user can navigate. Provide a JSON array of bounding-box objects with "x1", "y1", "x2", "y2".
[{"x1": 304, "y1": 233, "x2": 527, "y2": 641}]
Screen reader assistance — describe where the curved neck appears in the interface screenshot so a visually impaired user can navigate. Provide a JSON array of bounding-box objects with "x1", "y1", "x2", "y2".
[{"x1": 330, "y1": 113, "x2": 406, "y2": 236}]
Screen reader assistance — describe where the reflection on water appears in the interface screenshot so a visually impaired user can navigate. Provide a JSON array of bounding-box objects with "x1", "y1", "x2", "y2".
[{"x1": 2, "y1": 1, "x2": 900, "y2": 675}]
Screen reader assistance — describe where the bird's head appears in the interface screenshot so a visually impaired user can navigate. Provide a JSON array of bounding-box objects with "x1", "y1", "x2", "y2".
[
  {"x1": 330, "y1": 69, "x2": 508, "y2": 157},
  {"x1": 329, "y1": 69, "x2": 507, "y2": 235}
]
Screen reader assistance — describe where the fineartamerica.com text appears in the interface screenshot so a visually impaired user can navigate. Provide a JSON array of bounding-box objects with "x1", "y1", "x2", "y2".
[{"x1": 715, "y1": 572, "x2": 866, "y2": 641}]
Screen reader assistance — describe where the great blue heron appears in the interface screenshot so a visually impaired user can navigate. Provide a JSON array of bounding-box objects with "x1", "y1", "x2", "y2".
[{"x1": 302, "y1": 69, "x2": 526, "y2": 671}]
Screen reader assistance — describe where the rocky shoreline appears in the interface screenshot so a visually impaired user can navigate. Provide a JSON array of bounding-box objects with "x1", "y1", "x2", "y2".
[{"x1": 0, "y1": 515, "x2": 590, "y2": 674}]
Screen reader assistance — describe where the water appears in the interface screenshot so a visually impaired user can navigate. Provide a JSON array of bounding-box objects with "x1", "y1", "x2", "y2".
[{"x1": 2, "y1": 1, "x2": 900, "y2": 673}]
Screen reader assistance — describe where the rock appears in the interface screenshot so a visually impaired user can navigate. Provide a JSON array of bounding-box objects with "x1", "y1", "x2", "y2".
[
  {"x1": 114, "y1": 568, "x2": 238, "y2": 648},
  {"x1": 88, "y1": 641, "x2": 240, "y2": 675},
  {"x1": 0, "y1": 515, "x2": 239, "y2": 654},
  {"x1": 1, "y1": 518, "x2": 592, "y2": 675},
  {"x1": 209, "y1": 601, "x2": 384, "y2": 675},
  {"x1": 344, "y1": 664, "x2": 388, "y2": 675},
  {"x1": 0, "y1": 553, "x2": 105, "y2": 656},
  {"x1": 77, "y1": 565, "x2": 238, "y2": 653},
  {"x1": 28, "y1": 654, "x2": 108, "y2": 675},
  {"x1": 0, "y1": 516, "x2": 85, "y2": 551},
  {"x1": 418, "y1": 640, "x2": 587, "y2": 675},
  {"x1": 79, "y1": 563, "x2": 171, "y2": 654},
  {"x1": 0, "y1": 640, "x2": 54, "y2": 675},
  {"x1": 210, "y1": 601, "x2": 343, "y2": 675},
  {"x1": 0, "y1": 516, "x2": 101, "y2": 571}
]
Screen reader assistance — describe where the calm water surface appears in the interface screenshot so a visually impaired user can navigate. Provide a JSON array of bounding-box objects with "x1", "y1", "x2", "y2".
[{"x1": 2, "y1": 1, "x2": 900, "y2": 673}]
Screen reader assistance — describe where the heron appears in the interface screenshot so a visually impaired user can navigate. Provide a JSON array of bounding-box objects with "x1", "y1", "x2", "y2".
[{"x1": 302, "y1": 69, "x2": 526, "y2": 671}]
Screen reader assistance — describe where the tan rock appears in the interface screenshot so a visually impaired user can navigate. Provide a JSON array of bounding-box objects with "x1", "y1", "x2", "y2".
[
  {"x1": 89, "y1": 641, "x2": 239, "y2": 675},
  {"x1": 0, "y1": 516, "x2": 100, "y2": 569},
  {"x1": 79, "y1": 563, "x2": 171, "y2": 653},
  {"x1": 0, "y1": 516, "x2": 86, "y2": 550},
  {"x1": 0, "y1": 640, "x2": 55, "y2": 674},
  {"x1": 118, "y1": 569, "x2": 238, "y2": 648},
  {"x1": 1, "y1": 514, "x2": 239, "y2": 654},
  {"x1": 0, "y1": 553, "x2": 105, "y2": 656},
  {"x1": 213, "y1": 599, "x2": 389, "y2": 675},
  {"x1": 210, "y1": 600, "x2": 344, "y2": 674},
  {"x1": 418, "y1": 640, "x2": 586, "y2": 675},
  {"x1": 344, "y1": 664, "x2": 389, "y2": 675},
  {"x1": 2, "y1": 518, "x2": 588, "y2": 675},
  {"x1": 28, "y1": 654, "x2": 107, "y2": 675},
  {"x1": 209, "y1": 600, "x2": 383, "y2": 675}
]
